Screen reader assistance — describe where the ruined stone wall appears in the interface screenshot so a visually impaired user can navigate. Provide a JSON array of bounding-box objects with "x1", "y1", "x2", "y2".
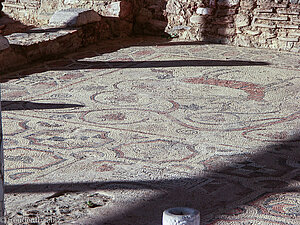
[
  {"x1": 2, "y1": 0, "x2": 134, "y2": 36},
  {"x1": 133, "y1": 0, "x2": 168, "y2": 35},
  {"x1": 142, "y1": 0, "x2": 300, "y2": 52},
  {"x1": 2, "y1": 0, "x2": 300, "y2": 52},
  {"x1": 3, "y1": 0, "x2": 128, "y2": 24}
]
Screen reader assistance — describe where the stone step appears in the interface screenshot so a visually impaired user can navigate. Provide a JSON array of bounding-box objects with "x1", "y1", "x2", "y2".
[{"x1": 0, "y1": 9, "x2": 107, "y2": 73}]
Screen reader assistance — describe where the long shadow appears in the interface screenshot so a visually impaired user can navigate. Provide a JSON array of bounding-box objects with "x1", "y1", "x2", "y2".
[
  {"x1": 1, "y1": 101, "x2": 84, "y2": 111},
  {"x1": 5, "y1": 133, "x2": 300, "y2": 224},
  {"x1": 57, "y1": 59, "x2": 270, "y2": 69},
  {"x1": 1, "y1": 57, "x2": 270, "y2": 83},
  {"x1": 86, "y1": 59, "x2": 269, "y2": 68}
]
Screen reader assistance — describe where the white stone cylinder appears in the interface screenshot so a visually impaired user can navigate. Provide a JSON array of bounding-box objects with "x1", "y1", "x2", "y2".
[{"x1": 162, "y1": 207, "x2": 200, "y2": 225}]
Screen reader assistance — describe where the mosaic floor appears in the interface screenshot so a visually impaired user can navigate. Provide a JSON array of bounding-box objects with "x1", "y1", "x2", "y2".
[{"x1": 1, "y1": 37, "x2": 300, "y2": 224}]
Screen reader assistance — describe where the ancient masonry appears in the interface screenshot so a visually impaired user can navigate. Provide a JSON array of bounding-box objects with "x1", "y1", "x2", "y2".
[{"x1": 1, "y1": 0, "x2": 300, "y2": 52}]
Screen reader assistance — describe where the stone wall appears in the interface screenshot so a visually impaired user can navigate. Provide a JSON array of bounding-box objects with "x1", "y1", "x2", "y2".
[
  {"x1": 2, "y1": 0, "x2": 300, "y2": 52},
  {"x1": 2, "y1": 0, "x2": 134, "y2": 37},
  {"x1": 145, "y1": 0, "x2": 300, "y2": 52}
]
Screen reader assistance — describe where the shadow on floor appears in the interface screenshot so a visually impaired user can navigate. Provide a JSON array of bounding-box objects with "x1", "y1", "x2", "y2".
[
  {"x1": 1, "y1": 101, "x2": 84, "y2": 111},
  {"x1": 5, "y1": 133, "x2": 300, "y2": 224},
  {"x1": 0, "y1": 44, "x2": 270, "y2": 83},
  {"x1": 62, "y1": 59, "x2": 270, "y2": 69}
]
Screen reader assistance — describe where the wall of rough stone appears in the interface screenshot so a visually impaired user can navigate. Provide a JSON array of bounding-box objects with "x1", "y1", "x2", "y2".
[
  {"x1": 133, "y1": 0, "x2": 168, "y2": 35},
  {"x1": 2, "y1": 0, "x2": 134, "y2": 37},
  {"x1": 142, "y1": 0, "x2": 300, "y2": 52},
  {"x1": 2, "y1": 0, "x2": 300, "y2": 52}
]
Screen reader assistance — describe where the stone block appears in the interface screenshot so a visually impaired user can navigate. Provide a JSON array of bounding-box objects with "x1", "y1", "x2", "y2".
[
  {"x1": 217, "y1": 8, "x2": 236, "y2": 16},
  {"x1": 217, "y1": 0, "x2": 240, "y2": 7},
  {"x1": 278, "y1": 36, "x2": 299, "y2": 42},
  {"x1": 102, "y1": 1, "x2": 121, "y2": 17},
  {"x1": 49, "y1": 8, "x2": 101, "y2": 28},
  {"x1": 256, "y1": 16, "x2": 288, "y2": 21},
  {"x1": 235, "y1": 34, "x2": 252, "y2": 47},
  {"x1": 99, "y1": 1, "x2": 132, "y2": 19},
  {"x1": 277, "y1": 9, "x2": 299, "y2": 15},
  {"x1": 6, "y1": 28, "x2": 79, "y2": 46},
  {"x1": 166, "y1": 0, "x2": 180, "y2": 14},
  {"x1": 3, "y1": 3, "x2": 25, "y2": 9},
  {"x1": 0, "y1": 35, "x2": 9, "y2": 51},
  {"x1": 256, "y1": 8, "x2": 274, "y2": 13},
  {"x1": 257, "y1": 2, "x2": 288, "y2": 8},
  {"x1": 240, "y1": 0, "x2": 255, "y2": 9},
  {"x1": 292, "y1": 18, "x2": 300, "y2": 24},
  {"x1": 289, "y1": 32, "x2": 300, "y2": 36},
  {"x1": 213, "y1": 16, "x2": 234, "y2": 24},
  {"x1": 254, "y1": 23, "x2": 276, "y2": 28},
  {"x1": 218, "y1": 27, "x2": 236, "y2": 36},
  {"x1": 196, "y1": 8, "x2": 213, "y2": 15},
  {"x1": 264, "y1": 32, "x2": 277, "y2": 39},
  {"x1": 277, "y1": 24, "x2": 299, "y2": 29},
  {"x1": 246, "y1": 30, "x2": 261, "y2": 36},
  {"x1": 64, "y1": 0, "x2": 80, "y2": 4},
  {"x1": 235, "y1": 13, "x2": 250, "y2": 27},
  {"x1": 189, "y1": 15, "x2": 206, "y2": 24}
]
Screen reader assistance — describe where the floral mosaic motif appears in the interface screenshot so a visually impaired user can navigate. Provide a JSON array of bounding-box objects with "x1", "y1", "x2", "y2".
[
  {"x1": 251, "y1": 192, "x2": 300, "y2": 218},
  {"x1": 2, "y1": 39, "x2": 300, "y2": 224},
  {"x1": 25, "y1": 129, "x2": 113, "y2": 150},
  {"x1": 112, "y1": 139, "x2": 197, "y2": 163},
  {"x1": 4, "y1": 148, "x2": 65, "y2": 172},
  {"x1": 183, "y1": 77, "x2": 265, "y2": 101}
]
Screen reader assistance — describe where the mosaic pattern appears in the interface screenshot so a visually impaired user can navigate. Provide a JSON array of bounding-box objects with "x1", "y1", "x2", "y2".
[{"x1": 1, "y1": 37, "x2": 300, "y2": 224}]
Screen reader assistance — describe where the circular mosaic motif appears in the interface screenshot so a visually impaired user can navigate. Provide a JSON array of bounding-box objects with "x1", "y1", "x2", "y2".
[{"x1": 112, "y1": 139, "x2": 197, "y2": 163}]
